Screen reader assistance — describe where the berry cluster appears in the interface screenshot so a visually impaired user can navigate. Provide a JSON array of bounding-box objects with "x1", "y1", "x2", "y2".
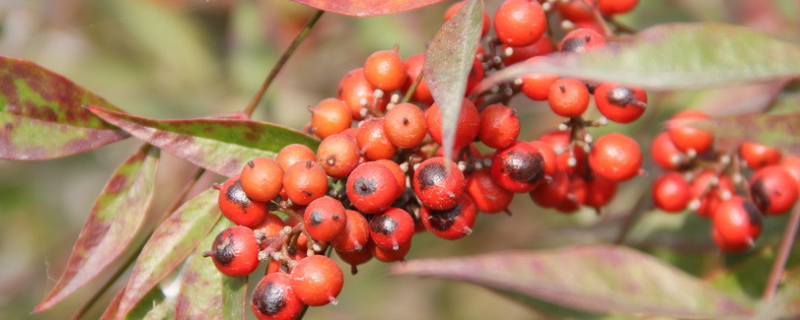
[
  {"x1": 204, "y1": 0, "x2": 648, "y2": 319},
  {"x1": 652, "y1": 110, "x2": 800, "y2": 252}
]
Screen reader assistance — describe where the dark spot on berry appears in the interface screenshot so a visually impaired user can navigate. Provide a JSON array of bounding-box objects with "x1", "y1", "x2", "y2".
[
  {"x1": 559, "y1": 84, "x2": 566, "y2": 93},
  {"x1": 304, "y1": 160, "x2": 314, "y2": 169},
  {"x1": 337, "y1": 88, "x2": 343, "y2": 97},
  {"x1": 354, "y1": 177, "x2": 377, "y2": 196},
  {"x1": 326, "y1": 155, "x2": 337, "y2": 166},
  {"x1": 417, "y1": 163, "x2": 446, "y2": 190},
  {"x1": 561, "y1": 37, "x2": 587, "y2": 54},
  {"x1": 502, "y1": 150, "x2": 544, "y2": 185},
  {"x1": 213, "y1": 233, "x2": 236, "y2": 266},
  {"x1": 427, "y1": 204, "x2": 461, "y2": 231},
  {"x1": 252, "y1": 281, "x2": 287, "y2": 316},
  {"x1": 302, "y1": 190, "x2": 313, "y2": 197},
  {"x1": 370, "y1": 214, "x2": 398, "y2": 235},
  {"x1": 226, "y1": 180, "x2": 251, "y2": 209},
  {"x1": 402, "y1": 117, "x2": 409, "y2": 125},
  {"x1": 247, "y1": 160, "x2": 255, "y2": 168},
  {"x1": 309, "y1": 210, "x2": 324, "y2": 226},
  {"x1": 4, "y1": 123, "x2": 12, "y2": 130},
  {"x1": 742, "y1": 199, "x2": 763, "y2": 226},
  {"x1": 607, "y1": 87, "x2": 637, "y2": 107},
  {"x1": 750, "y1": 179, "x2": 770, "y2": 212}
]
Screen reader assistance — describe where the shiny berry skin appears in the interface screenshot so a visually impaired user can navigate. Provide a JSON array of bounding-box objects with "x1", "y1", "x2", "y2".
[
  {"x1": 597, "y1": 0, "x2": 639, "y2": 15},
  {"x1": 370, "y1": 238, "x2": 412, "y2": 262},
  {"x1": 283, "y1": 160, "x2": 328, "y2": 206},
  {"x1": 310, "y1": 98, "x2": 352, "y2": 139},
  {"x1": 427, "y1": 98, "x2": 481, "y2": 151},
  {"x1": 749, "y1": 165, "x2": 799, "y2": 215},
  {"x1": 491, "y1": 141, "x2": 546, "y2": 193},
  {"x1": 383, "y1": 102, "x2": 427, "y2": 149},
  {"x1": 690, "y1": 171, "x2": 735, "y2": 218},
  {"x1": 332, "y1": 209, "x2": 370, "y2": 252},
  {"x1": 290, "y1": 255, "x2": 344, "y2": 306},
  {"x1": 529, "y1": 140, "x2": 558, "y2": 178},
  {"x1": 667, "y1": 110, "x2": 714, "y2": 155},
  {"x1": 413, "y1": 157, "x2": 466, "y2": 210},
  {"x1": 739, "y1": 141, "x2": 782, "y2": 170},
  {"x1": 589, "y1": 133, "x2": 642, "y2": 182},
  {"x1": 204, "y1": 226, "x2": 260, "y2": 277},
  {"x1": 494, "y1": 0, "x2": 547, "y2": 46},
  {"x1": 337, "y1": 68, "x2": 388, "y2": 121},
  {"x1": 347, "y1": 161, "x2": 400, "y2": 214},
  {"x1": 445, "y1": 0, "x2": 491, "y2": 37},
  {"x1": 276, "y1": 144, "x2": 317, "y2": 172},
  {"x1": 650, "y1": 131, "x2": 688, "y2": 170},
  {"x1": 555, "y1": 176, "x2": 588, "y2": 213},
  {"x1": 251, "y1": 272, "x2": 305, "y2": 320},
  {"x1": 241, "y1": 157, "x2": 285, "y2": 202},
  {"x1": 594, "y1": 82, "x2": 647, "y2": 124},
  {"x1": 357, "y1": 117, "x2": 397, "y2": 161},
  {"x1": 217, "y1": 175, "x2": 269, "y2": 227},
  {"x1": 549, "y1": 78, "x2": 590, "y2": 118},
  {"x1": 556, "y1": 0, "x2": 594, "y2": 22},
  {"x1": 584, "y1": 175, "x2": 618, "y2": 208},
  {"x1": 317, "y1": 134, "x2": 360, "y2": 179},
  {"x1": 501, "y1": 35, "x2": 554, "y2": 66},
  {"x1": 520, "y1": 59, "x2": 559, "y2": 101},
  {"x1": 403, "y1": 54, "x2": 433, "y2": 104},
  {"x1": 336, "y1": 246, "x2": 373, "y2": 274},
  {"x1": 712, "y1": 196, "x2": 762, "y2": 253},
  {"x1": 479, "y1": 104, "x2": 520, "y2": 149},
  {"x1": 364, "y1": 50, "x2": 407, "y2": 92},
  {"x1": 559, "y1": 28, "x2": 606, "y2": 53},
  {"x1": 369, "y1": 207, "x2": 415, "y2": 251},
  {"x1": 530, "y1": 169, "x2": 570, "y2": 208},
  {"x1": 303, "y1": 196, "x2": 347, "y2": 242},
  {"x1": 420, "y1": 194, "x2": 477, "y2": 240},
  {"x1": 780, "y1": 156, "x2": 800, "y2": 186},
  {"x1": 466, "y1": 168, "x2": 515, "y2": 214},
  {"x1": 652, "y1": 172, "x2": 691, "y2": 213},
  {"x1": 376, "y1": 159, "x2": 407, "y2": 199}
]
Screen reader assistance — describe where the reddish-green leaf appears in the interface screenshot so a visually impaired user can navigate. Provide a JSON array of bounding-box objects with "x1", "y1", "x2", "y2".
[
  {"x1": 222, "y1": 273, "x2": 248, "y2": 320},
  {"x1": 86, "y1": 106, "x2": 319, "y2": 177},
  {"x1": 291, "y1": 0, "x2": 444, "y2": 17},
  {"x1": 100, "y1": 284, "x2": 174, "y2": 320},
  {"x1": 476, "y1": 22, "x2": 800, "y2": 92},
  {"x1": 424, "y1": 0, "x2": 483, "y2": 163},
  {"x1": 116, "y1": 189, "x2": 221, "y2": 319},
  {"x1": 174, "y1": 218, "x2": 242, "y2": 320},
  {"x1": 391, "y1": 245, "x2": 750, "y2": 319},
  {"x1": 0, "y1": 56, "x2": 128, "y2": 160},
  {"x1": 34, "y1": 144, "x2": 159, "y2": 312},
  {"x1": 672, "y1": 113, "x2": 800, "y2": 154}
]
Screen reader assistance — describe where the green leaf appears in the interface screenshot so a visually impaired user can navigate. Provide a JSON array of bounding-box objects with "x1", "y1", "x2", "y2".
[
  {"x1": 34, "y1": 145, "x2": 159, "y2": 312},
  {"x1": 423, "y1": 0, "x2": 483, "y2": 163},
  {"x1": 673, "y1": 113, "x2": 800, "y2": 155},
  {"x1": 0, "y1": 56, "x2": 128, "y2": 160},
  {"x1": 100, "y1": 285, "x2": 176, "y2": 320},
  {"x1": 116, "y1": 189, "x2": 221, "y2": 319},
  {"x1": 391, "y1": 245, "x2": 750, "y2": 319},
  {"x1": 291, "y1": 0, "x2": 445, "y2": 17},
  {"x1": 174, "y1": 218, "x2": 240, "y2": 320},
  {"x1": 222, "y1": 274, "x2": 248, "y2": 320},
  {"x1": 86, "y1": 106, "x2": 319, "y2": 177},
  {"x1": 477, "y1": 22, "x2": 800, "y2": 92}
]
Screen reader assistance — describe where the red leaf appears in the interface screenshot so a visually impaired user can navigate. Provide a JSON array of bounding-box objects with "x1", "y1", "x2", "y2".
[
  {"x1": 291, "y1": 0, "x2": 444, "y2": 17},
  {"x1": 0, "y1": 56, "x2": 128, "y2": 160},
  {"x1": 34, "y1": 145, "x2": 159, "y2": 312}
]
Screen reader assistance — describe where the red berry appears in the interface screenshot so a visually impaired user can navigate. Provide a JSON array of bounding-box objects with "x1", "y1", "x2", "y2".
[
  {"x1": 241, "y1": 157, "x2": 285, "y2": 202},
  {"x1": 530, "y1": 170, "x2": 570, "y2": 208},
  {"x1": 557, "y1": 0, "x2": 594, "y2": 22},
  {"x1": 650, "y1": 131, "x2": 688, "y2": 170},
  {"x1": 276, "y1": 144, "x2": 317, "y2": 172},
  {"x1": 357, "y1": 117, "x2": 398, "y2": 161},
  {"x1": 369, "y1": 207, "x2": 415, "y2": 251},
  {"x1": 559, "y1": 28, "x2": 606, "y2": 53},
  {"x1": 652, "y1": 172, "x2": 691, "y2": 213},
  {"x1": 594, "y1": 82, "x2": 647, "y2": 124},
  {"x1": 490, "y1": 141, "x2": 547, "y2": 193},
  {"x1": 383, "y1": 102, "x2": 427, "y2": 149},
  {"x1": 479, "y1": 104, "x2": 520, "y2": 149},
  {"x1": 364, "y1": 50, "x2": 407, "y2": 92},
  {"x1": 370, "y1": 238, "x2": 412, "y2": 262},
  {"x1": 501, "y1": 35, "x2": 555, "y2": 66},
  {"x1": 420, "y1": 194, "x2": 477, "y2": 240},
  {"x1": 549, "y1": 78, "x2": 590, "y2": 118},
  {"x1": 667, "y1": 110, "x2": 714, "y2": 156},
  {"x1": 589, "y1": 133, "x2": 642, "y2": 182},
  {"x1": 597, "y1": 0, "x2": 639, "y2": 15},
  {"x1": 750, "y1": 165, "x2": 799, "y2": 215},
  {"x1": 466, "y1": 168, "x2": 515, "y2": 214},
  {"x1": 317, "y1": 133, "x2": 360, "y2": 179},
  {"x1": 347, "y1": 161, "x2": 400, "y2": 214},
  {"x1": 332, "y1": 209, "x2": 370, "y2": 252},
  {"x1": 584, "y1": 175, "x2": 618, "y2": 208},
  {"x1": 217, "y1": 175, "x2": 269, "y2": 228},
  {"x1": 283, "y1": 160, "x2": 328, "y2": 206},
  {"x1": 251, "y1": 272, "x2": 305, "y2": 320},
  {"x1": 337, "y1": 68, "x2": 388, "y2": 121},
  {"x1": 739, "y1": 141, "x2": 782, "y2": 170},
  {"x1": 690, "y1": 171, "x2": 735, "y2": 218},
  {"x1": 427, "y1": 98, "x2": 481, "y2": 151},
  {"x1": 780, "y1": 156, "x2": 800, "y2": 186},
  {"x1": 413, "y1": 157, "x2": 466, "y2": 210},
  {"x1": 290, "y1": 255, "x2": 344, "y2": 306},
  {"x1": 445, "y1": 0, "x2": 491, "y2": 37},
  {"x1": 310, "y1": 98, "x2": 352, "y2": 139},
  {"x1": 304, "y1": 196, "x2": 347, "y2": 242},
  {"x1": 712, "y1": 196, "x2": 762, "y2": 253},
  {"x1": 336, "y1": 246, "x2": 373, "y2": 274},
  {"x1": 494, "y1": 0, "x2": 547, "y2": 46},
  {"x1": 520, "y1": 59, "x2": 559, "y2": 101},
  {"x1": 403, "y1": 54, "x2": 433, "y2": 104},
  {"x1": 204, "y1": 226, "x2": 260, "y2": 277},
  {"x1": 555, "y1": 176, "x2": 588, "y2": 213}
]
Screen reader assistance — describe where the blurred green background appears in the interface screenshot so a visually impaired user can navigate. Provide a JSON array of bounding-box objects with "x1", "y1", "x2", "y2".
[{"x1": 2, "y1": 0, "x2": 800, "y2": 319}]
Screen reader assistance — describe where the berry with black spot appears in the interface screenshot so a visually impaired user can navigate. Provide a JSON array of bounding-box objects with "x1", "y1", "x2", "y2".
[
  {"x1": 283, "y1": 160, "x2": 329, "y2": 206},
  {"x1": 559, "y1": 28, "x2": 607, "y2": 54},
  {"x1": 749, "y1": 165, "x2": 799, "y2": 215},
  {"x1": 494, "y1": 0, "x2": 547, "y2": 46},
  {"x1": 251, "y1": 272, "x2": 305, "y2": 320},
  {"x1": 290, "y1": 255, "x2": 344, "y2": 306},
  {"x1": 369, "y1": 207, "x2": 415, "y2": 251},
  {"x1": 241, "y1": 157, "x2": 284, "y2": 202},
  {"x1": 712, "y1": 196, "x2": 762, "y2": 253},
  {"x1": 310, "y1": 98, "x2": 352, "y2": 139},
  {"x1": 217, "y1": 175, "x2": 269, "y2": 227},
  {"x1": 426, "y1": 98, "x2": 481, "y2": 151},
  {"x1": 316, "y1": 133, "x2": 360, "y2": 179},
  {"x1": 588, "y1": 133, "x2": 642, "y2": 182},
  {"x1": 347, "y1": 161, "x2": 400, "y2": 214},
  {"x1": 479, "y1": 104, "x2": 520, "y2": 149},
  {"x1": 383, "y1": 102, "x2": 427, "y2": 149},
  {"x1": 652, "y1": 172, "x2": 691, "y2": 213},
  {"x1": 490, "y1": 141, "x2": 546, "y2": 193},
  {"x1": 420, "y1": 194, "x2": 477, "y2": 240},
  {"x1": 412, "y1": 157, "x2": 466, "y2": 210},
  {"x1": 594, "y1": 82, "x2": 647, "y2": 124},
  {"x1": 303, "y1": 196, "x2": 348, "y2": 242},
  {"x1": 466, "y1": 168, "x2": 515, "y2": 214},
  {"x1": 357, "y1": 117, "x2": 397, "y2": 161},
  {"x1": 332, "y1": 209, "x2": 370, "y2": 252},
  {"x1": 203, "y1": 226, "x2": 260, "y2": 277}
]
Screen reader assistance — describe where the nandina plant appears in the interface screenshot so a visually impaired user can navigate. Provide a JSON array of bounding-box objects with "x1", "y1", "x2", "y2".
[{"x1": 4, "y1": 0, "x2": 800, "y2": 319}]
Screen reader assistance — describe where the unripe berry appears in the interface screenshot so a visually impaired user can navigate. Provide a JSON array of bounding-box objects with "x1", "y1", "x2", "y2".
[
  {"x1": 241, "y1": 157, "x2": 284, "y2": 202},
  {"x1": 283, "y1": 160, "x2": 328, "y2": 206},
  {"x1": 549, "y1": 78, "x2": 590, "y2": 118},
  {"x1": 364, "y1": 50, "x2": 407, "y2": 92},
  {"x1": 357, "y1": 117, "x2": 398, "y2": 160},
  {"x1": 310, "y1": 98, "x2": 352, "y2": 139}
]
